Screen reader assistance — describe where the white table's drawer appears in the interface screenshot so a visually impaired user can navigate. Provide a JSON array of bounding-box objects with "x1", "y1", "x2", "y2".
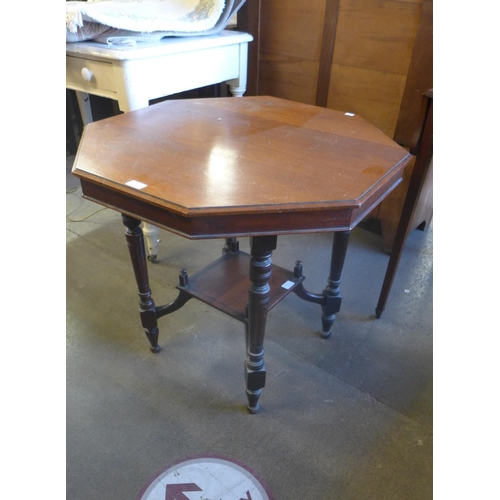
[{"x1": 66, "y1": 56, "x2": 116, "y2": 93}]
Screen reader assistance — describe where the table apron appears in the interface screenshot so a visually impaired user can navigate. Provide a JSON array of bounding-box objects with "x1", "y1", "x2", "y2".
[{"x1": 79, "y1": 177, "x2": 400, "y2": 239}]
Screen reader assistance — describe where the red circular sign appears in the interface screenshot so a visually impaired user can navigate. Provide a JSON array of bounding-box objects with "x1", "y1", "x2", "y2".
[{"x1": 137, "y1": 454, "x2": 274, "y2": 500}]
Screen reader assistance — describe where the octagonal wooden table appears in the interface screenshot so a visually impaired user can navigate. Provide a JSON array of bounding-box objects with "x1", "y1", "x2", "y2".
[{"x1": 72, "y1": 96, "x2": 411, "y2": 413}]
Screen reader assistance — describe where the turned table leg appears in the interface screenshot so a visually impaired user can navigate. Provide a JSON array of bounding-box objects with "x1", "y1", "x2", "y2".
[
  {"x1": 321, "y1": 230, "x2": 351, "y2": 338},
  {"x1": 245, "y1": 235, "x2": 277, "y2": 413},
  {"x1": 122, "y1": 215, "x2": 160, "y2": 353}
]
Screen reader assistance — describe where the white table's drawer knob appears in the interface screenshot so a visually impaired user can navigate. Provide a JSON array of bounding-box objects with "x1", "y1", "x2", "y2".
[{"x1": 81, "y1": 67, "x2": 94, "y2": 82}]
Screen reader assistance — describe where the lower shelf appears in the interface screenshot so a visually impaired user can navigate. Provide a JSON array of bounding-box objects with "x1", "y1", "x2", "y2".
[{"x1": 177, "y1": 251, "x2": 304, "y2": 322}]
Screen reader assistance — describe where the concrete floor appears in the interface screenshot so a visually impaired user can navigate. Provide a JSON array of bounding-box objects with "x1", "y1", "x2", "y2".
[{"x1": 66, "y1": 154, "x2": 432, "y2": 499}]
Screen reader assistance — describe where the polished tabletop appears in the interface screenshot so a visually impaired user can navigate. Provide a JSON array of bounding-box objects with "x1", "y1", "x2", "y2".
[{"x1": 73, "y1": 96, "x2": 411, "y2": 238}]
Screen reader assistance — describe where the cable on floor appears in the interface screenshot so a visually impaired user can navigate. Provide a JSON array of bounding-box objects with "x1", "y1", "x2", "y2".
[{"x1": 66, "y1": 187, "x2": 109, "y2": 222}]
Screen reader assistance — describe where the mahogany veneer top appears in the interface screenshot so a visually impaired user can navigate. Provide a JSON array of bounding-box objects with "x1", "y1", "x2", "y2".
[{"x1": 73, "y1": 96, "x2": 411, "y2": 238}]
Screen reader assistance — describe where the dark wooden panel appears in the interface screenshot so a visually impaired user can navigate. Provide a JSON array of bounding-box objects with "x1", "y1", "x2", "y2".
[
  {"x1": 258, "y1": 52, "x2": 320, "y2": 105},
  {"x1": 327, "y1": 0, "x2": 423, "y2": 137},
  {"x1": 316, "y1": 0, "x2": 341, "y2": 107},
  {"x1": 258, "y1": 0, "x2": 326, "y2": 104},
  {"x1": 393, "y1": 0, "x2": 433, "y2": 147},
  {"x1": 327, "y1": 63, "x2": 408, "y2": 136},
  {"x1": 373, "y1": 0, "x2": 432, "y2": 250}
]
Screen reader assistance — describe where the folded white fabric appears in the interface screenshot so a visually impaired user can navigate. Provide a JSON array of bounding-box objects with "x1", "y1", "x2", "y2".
[{"x1": 66, "y1": 0, "x2": 229, "y2": 42}]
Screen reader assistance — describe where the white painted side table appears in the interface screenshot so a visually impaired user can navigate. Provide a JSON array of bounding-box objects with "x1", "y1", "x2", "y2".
[{"x1": 67, "y1": 29, "x2": 253, "y2": 259}]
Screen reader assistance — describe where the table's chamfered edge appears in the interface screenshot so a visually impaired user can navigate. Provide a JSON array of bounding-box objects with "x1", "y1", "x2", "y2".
[
  {"x1": 73, "y1": 138, "x2": 409, "y2": 238},
  {"x1": 73, "y1": 146, "x2": 410, "y2": 217},
  {"x1": 349, "y1": 152, "x2": 412, "y2": 226},
  {"x1": 72, "y1": 166, "x2": 350, "y2": 216}
]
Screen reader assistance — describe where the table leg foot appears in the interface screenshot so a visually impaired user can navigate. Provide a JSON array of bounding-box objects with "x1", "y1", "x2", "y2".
[
  {"x1": 245, "y1": 360, "x2": 266, "y2": 413},
  {"x1": 246, "y1": 389, "x2": 262, "y2": 414},
  {"x1": 147, "y1": 332, "x2": 161, "y2": 353},
  {"x1": 122, "y1": 214, "x2": 161, "y2": 352},
  {"x1": 320, "y1": 320, "x2": 333, "y2": 339},
  {"x1": 229, "y1": 84, "x2": 246, "y2": 97}
]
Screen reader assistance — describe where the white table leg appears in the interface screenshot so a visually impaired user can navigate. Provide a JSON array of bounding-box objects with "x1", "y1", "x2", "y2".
[
  {"x1": 227, "y1": 42, "x2": 249, "y2": 98},
  {"x1": 75, "y1": 91, "x2": 93, "y2": 126},
  {"x1": 228, "y1": 84, "x2": 247, "y2": 97},
  {"x1": 142, "y1": 223, "x2": 159, "y2": 262}
]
